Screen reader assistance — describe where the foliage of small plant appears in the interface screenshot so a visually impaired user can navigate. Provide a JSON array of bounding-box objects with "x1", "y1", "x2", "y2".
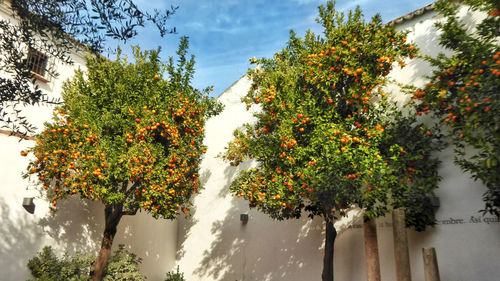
[
  {"x1": 164, "y1": 266, "x2": 185, "y2": 281},
  {"x1": 27, "y1": 246, "x2": 92, "y2": 281},
  {"x1": 412, "y1": 0, "x2": 500, "y2": 216},
  {"x1": 103, "y1": 245, "x2": 145, "y2": 281},
  {"x1": 27, "y1": 245, "x2": 145, "y2": 281}
]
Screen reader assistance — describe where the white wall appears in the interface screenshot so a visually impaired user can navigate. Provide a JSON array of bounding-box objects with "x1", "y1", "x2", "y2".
[
  {"x1": 175, "y1": 6, "x2": 500, "y2": 281},
  {"x1": 175, "y1": 77, "x2": 323, "y2": 281},
  {"x1": 0, "y1": 1, "x2": 88, "y2": 134},
  {"x1": 388, "y1": 7, "x2": 500, "y2": 281}
]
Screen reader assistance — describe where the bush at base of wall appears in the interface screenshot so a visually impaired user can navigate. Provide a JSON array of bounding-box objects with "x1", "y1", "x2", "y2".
[
  {"x1": 164, "y1": 266, "x2": 185, "y2": 281},
  {"x1": 26, "y1": 245, "x2": 145, "y2": 281}
]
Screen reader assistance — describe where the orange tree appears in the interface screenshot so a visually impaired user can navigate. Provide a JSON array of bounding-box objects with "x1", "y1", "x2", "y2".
[
  {"x1": 222, "y1": 2, "x2": 442, "y2": 281},
  {"x1": 412, "y1": 0, "x2": 499, "y2": 216},
  {"x1": 23, "y1": 37, "x2": 222, "y2": 281}
]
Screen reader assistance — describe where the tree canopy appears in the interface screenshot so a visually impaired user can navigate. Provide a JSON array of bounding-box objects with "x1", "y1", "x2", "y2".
[
  {"x1": 24, "y1": 37, "x2": 222, "y2": 280},
  {"x1": 413, "y1": 0, "x2": 499, "y2": 216},
  {"x1": 224, "y1": 2, "x2": 440, "y2": 228},
  {"x1": 222, "y1": 1, "x2": 442, "y2": 280},
  {"x1": 0, "y1": 0, "x2": 177, "y2": 134}
]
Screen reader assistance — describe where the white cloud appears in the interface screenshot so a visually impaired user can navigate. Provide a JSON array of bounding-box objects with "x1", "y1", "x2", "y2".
[{"x1": 336, "y1": 0, "x2": 371, "y2": 11}]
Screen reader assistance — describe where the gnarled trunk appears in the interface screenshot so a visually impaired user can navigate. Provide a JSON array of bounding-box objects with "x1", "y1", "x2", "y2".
[
  {"x1": 90, "y1": 204, "x2": 124, "y2": 281},
  {"x1": 322, "y1": 215, "x2": 337, "y2": 281}
]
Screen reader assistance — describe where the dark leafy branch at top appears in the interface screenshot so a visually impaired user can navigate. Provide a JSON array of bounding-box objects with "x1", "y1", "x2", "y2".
[{"x1": 0, "y1": 0, "x2": 178, "y2": 135}]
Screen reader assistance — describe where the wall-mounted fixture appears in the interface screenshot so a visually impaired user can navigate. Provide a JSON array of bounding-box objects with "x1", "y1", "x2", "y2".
[
  {"x1": 22, "y1": 197, "x2": 35, "y2": 214},
  {"x1": 240, "y1": 213, "x2": 249, "y2": 224}
]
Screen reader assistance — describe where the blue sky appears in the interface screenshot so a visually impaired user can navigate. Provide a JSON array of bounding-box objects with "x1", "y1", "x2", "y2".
[{"x1": 112, "y1": 0, "x2": 435, "y2": 97}]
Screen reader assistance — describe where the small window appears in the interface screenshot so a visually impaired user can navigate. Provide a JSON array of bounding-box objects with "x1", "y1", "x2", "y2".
[{"x1": 27, "y1": 49, "x2": 49, "y2": 82}]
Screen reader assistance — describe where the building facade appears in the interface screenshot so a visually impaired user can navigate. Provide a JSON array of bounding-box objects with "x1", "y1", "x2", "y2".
[{"x1": 0, "y1": 1, "x2": 498, "y2": 281}]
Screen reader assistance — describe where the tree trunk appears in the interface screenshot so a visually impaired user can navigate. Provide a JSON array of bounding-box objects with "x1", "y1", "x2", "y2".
[
  {"x1": 363, "y1": 219, "x2": 381, "y2": 281},
  {"x1": 90, "y1": 204, "x2": 124, "y2": 281},
  {"x1": 322, "y1": 215, "x2": 337, "y2": 281},
  {"x1": 422, "y1": 247, "x2": 440, "y2": 281},
  {"x1": 392, "y1": 208, "x2": 412, "y2": 281}
]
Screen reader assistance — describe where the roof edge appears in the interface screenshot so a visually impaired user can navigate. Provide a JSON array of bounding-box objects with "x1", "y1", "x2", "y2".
[{"x1": 386, "y1": 2, "x2": 436, "y2": 25}]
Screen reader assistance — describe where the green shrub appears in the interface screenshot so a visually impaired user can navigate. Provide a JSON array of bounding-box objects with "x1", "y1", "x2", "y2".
[
  {"x1": 103, "y1": 245, "x2": 144, "y2": 281},
  {"x1": 27, "y1": 245, "x2": 145, "y2": 281},
  {"x1": 27, "y1": 246, "x2": 92, "y2": 281},
  {"x1": 165, "y1": 266, "x2": 185, "y2": 281}
]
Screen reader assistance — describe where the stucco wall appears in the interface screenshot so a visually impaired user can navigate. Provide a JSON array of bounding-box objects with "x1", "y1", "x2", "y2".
[
  {"x1": 175, "y1": 76, "x2": 340, "y2": 281},
  {"x1": 175, "y1": 6, "x2": 500, "y2": 281}
]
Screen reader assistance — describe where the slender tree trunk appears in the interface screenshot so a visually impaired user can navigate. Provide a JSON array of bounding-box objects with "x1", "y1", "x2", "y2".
[
  {"x1": 422, "y1": 247, "x2": 440, "y2": 281},
  {"x1": 322, "y1": 215, "x2": 337, "y2": 281},
  {"x1": 392, "y1": 208, "x2": 412, "y2": 281},
  {"x1": 363, "y1": 219, "x2": 381, "y2": 281},
  {"x1": 90, "y1": 204, "x2": 124, "y2": 281}
]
